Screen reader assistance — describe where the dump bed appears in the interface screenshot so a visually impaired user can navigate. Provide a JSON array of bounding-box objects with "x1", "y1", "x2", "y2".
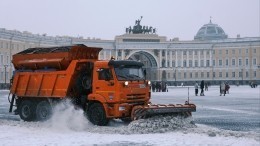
[
  {"x1": 12, "y1": 44, "x2": 102, "y2": 70},
  {"x1": 10, "y1": 44, "x2": 102, "y2": 98}
]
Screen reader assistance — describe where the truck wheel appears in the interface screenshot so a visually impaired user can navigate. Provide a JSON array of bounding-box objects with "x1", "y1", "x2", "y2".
[
  {"x1": 19, "y1": 100, "x2": 36, "y2": 121},
  {"x1": 36, "y1": 100, "x2": 52, "y2": 121},
  {"x1": 87, "y1": 103, "x2": 109, "y2": 126}
]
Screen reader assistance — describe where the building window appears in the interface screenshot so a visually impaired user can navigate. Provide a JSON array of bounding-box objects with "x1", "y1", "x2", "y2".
[
  {"x1": 183, "y1": 51, "x2": 186, "y2": 55},
  {"x1": 239, "y1": 49, "x2": 242, "y2": 54},
  {"x1": 184, "y1": 72, "x2": 187, "y2": 78},
  {"x1": 253, "y1": 58, "x2": 256, "y2": 65},
  {"x1": 195, "y1": 51, "x2": 197, "y2": 55},
  {"x1": 195, "y1": 60, "x2": 198, "y2": 67},
  {"x1": 253, "y1": 49, "x2": 256, "y2": 53},
  {"x1": 246, "y1": 71, "x2": 249, "y2": 78},
  {"x1": 219, "y1": 50, "x2": 222, "y2": 55},
  {"x1": 239, "y1": 59, "x2": 242, "y2": 66},
  {"x1": 219, "y1": 72, "x2": 222, "y2": 78},
  {"x1": 178, "y1": 60, "x2": 181, "y2": 67},
  {"x1": 246, "y1": 49, "x2": 248, "y2": 54},
  {"x1": 246, "y1": 59, "x2": 249, "y2": 66},
  {"x1": 0, "y1": 71, "x2": 3, "y2": 80},
  {"x1": 162, "y1": 50, "x2": 165, "y2": 56},
  {"x1": 200, "y1": 50, "x2": 203, "y2": 55},
  {"x1": 168, "y1": 73, "x2": 170, "y2": 78},
  {"x1": 212, "y1": 50, "x2": 215, "y2": 54},
  {"x1": 189, "y1": 60, "x2": 192, "y2": 67},
  {"x1": 207, "y1": 50, "x2": 209, "y2": 55},
  {"x1": 0, "y1": 54, "x2": 3, "y2": 65},
  {"x1": 226, "y1": 50, "x2": 228, "y2": 54},
  {"x1": 183, "y1": 60, "x2": 186, "y2": 67},
  {"x1": 232, "y1": 50, "x2": 235, "y2": 54},
  {"x1": 200, "y1": 60, "x2": 204, "y2": 67},
  {"x1": 195, "y1": 72, "x2": 198, "y2": 78},
  {"x1": 207, "y1": 72, "x2": 209, "y2": 78},
  {"x1": 226, "y1": 59, "x2": 229, "y2": 66},
  {"x1": 254, "y1": 71, "x2": 256, "y2": 77},
  {"x1": 232, "y1": 72, "x2": 235, "y2": 77},
  {"x1": 189, "y1": 50, "x2": 192, "y2": 55},
  {"x1": 239, "y1": 71, "x2": 242, "y2": 77},
  {"x1": 206, "y1": 60, "x2": 210, "y2": 67},
  {"x1": 226, "y1": 72, "x2": 228, "y2": 77},
  {"x1": 213, "y1": 72, "x2": 215, "y2": 78},
  {"x1": 201, "y1": 72, "x2": 204, "y2": 78},
  {"x1": 219, "y1": 60, "x2": 222, "y2": 66},
  {"x1": 232, "y1": 59, "x2": 235, "y2": 66},
  {"x1": 213, "y1": 60, "x2": 215, "y2": 66},
  {"x1": 172, "y1": 61, "x2": 175, "y2": 67},
  {"x1": 190, "y1": 72, "x2": 192, "y2": 78},
  {"x1": 178, "y1": 72, "x2": 181, "y2": 79}
]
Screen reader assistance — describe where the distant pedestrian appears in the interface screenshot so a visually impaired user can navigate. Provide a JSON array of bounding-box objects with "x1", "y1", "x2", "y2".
[
  {"x1": 194, "y1": 82, "x2": 199, "y2": 96},
  {"x1": 225, "y1": 82, "x2": 230, "y2": 94},
  {"x1": 205, "y1": 82, "x2": 208, "y2": 91},
  {"x1": 151, "y1": 82, "x2": 155, "y2": 92},
  {"x1": 220, "y1": 82, "x2": 226, "y2": 96},
  {"x1": 200, "y1": 80, "x2": 205, "y2": 96},
  {"x1": 165, "y1": 83, "x2": 168, "y2": 92}
]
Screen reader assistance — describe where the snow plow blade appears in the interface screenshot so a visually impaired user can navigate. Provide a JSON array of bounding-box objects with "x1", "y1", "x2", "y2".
[{"x1": 131, "y1": 103, "x2": 196, "y2": 120}]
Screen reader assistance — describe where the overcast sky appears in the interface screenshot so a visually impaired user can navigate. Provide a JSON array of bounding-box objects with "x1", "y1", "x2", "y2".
[{"x1": 0, "y1": 0, "x2": 259, "y2": 40}]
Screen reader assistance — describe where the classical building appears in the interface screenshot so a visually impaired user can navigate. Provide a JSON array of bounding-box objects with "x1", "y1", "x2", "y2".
[{"x1": 0, "y1": 18, "x2": 259, "y2": 88}]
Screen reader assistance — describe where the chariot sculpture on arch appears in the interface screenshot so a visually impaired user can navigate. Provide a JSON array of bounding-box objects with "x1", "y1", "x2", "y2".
[{"x1": 125, "y1": 16, "x2": 157, "y2": 34}]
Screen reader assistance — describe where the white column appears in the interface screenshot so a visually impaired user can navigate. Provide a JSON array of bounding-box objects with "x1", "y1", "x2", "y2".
[
  {"x1": 187, "y1": 50, "x2": 189, "y2": 67},
  {"x1": 175, "y1": 51, "x2": 178, "y2": 67},
  {"x1": 104, "y1": 50, "x2": 107, "y2": 60},
  {"x1": 198, "y1": 50, "x2": 201, "y2": 67},
  {"x1": 204, "y1": 50, "x2": 206, "y2": 67},
  {"x1": 170, "y1": 51, "x2": 173, "y2": 67},
  {"x1": 181, "y1": 51, "x2": 183, "y2": 67},
  {"x1": 165, "y1": 50, "x2": 168, "y2": 67},
  {"x1": 121, "y1": 49, "x2": 125, "y2": 60},
  {"x1": 210, "y1": 50, "x2": 212, "y2": 66},
  {"x1": 109, "y1": 49, "x2": 112, "y2": 59},
  {"x1": 192, "y1": 50, "x2": 195, "y2": 67},
  {"x1": 159, "y1": 50, "x2": 162, "y2": 67}
]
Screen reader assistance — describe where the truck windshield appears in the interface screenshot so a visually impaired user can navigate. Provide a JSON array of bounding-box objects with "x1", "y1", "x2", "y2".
[{"x1": 114, "y1": 66, "x2": 144, "y2": 81}]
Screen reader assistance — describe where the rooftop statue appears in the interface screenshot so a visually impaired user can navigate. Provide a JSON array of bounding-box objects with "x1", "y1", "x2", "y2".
[{"x1": 125, "y1": 16, "x2": 156, "y2": 34}]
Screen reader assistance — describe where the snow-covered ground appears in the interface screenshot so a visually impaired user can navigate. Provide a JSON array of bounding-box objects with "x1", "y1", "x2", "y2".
[{"x1": 0, "y1": 86, "x2": 259, "y2": 146}]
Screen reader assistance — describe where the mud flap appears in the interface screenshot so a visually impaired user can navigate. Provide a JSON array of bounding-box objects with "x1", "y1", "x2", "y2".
[{"x1": 131, "y1": 104, "x2": 196, "y2": 120}]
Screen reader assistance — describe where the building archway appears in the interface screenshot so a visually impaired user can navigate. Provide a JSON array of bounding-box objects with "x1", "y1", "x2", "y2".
[{"x1": 126, "y1": 50, "x2": 158, "y2": 81}]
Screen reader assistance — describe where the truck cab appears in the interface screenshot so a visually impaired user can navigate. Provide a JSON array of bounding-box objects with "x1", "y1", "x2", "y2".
[{"x1": 84, "y1": 60, "x2": 151, "y2": 125}]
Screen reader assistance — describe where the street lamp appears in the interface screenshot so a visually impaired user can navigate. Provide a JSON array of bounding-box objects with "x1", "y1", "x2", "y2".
[{"x1": 4, "y1": 65, "x2": 8, "y2": 89}]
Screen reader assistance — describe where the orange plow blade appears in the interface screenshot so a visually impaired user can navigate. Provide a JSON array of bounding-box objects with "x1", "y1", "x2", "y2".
[{"x1": 131, "y1": 103, "x2": 196, "y2": 120}]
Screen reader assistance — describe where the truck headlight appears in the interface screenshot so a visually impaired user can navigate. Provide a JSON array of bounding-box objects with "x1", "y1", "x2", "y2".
[
  {"x1": 148, "y1": 81, "x2": 151, "y2": 85},
  {"x1": 124, "y1": 81, "x2": 129, "y2": 86}
]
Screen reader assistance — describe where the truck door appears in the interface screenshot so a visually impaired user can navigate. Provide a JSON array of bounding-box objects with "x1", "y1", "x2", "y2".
[{"x1": 94, "y1": 68, "x2": 115, "y2": 100}]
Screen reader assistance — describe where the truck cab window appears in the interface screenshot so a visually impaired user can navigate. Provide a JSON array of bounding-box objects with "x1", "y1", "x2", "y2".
[{"x1": 98, "y1": 68, "x2": 113, "y2": 80}]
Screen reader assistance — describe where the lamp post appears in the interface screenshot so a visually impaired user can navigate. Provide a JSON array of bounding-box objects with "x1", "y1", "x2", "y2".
[{"x1": 4, "y1": 65, "x2": 8, "y2": 89}]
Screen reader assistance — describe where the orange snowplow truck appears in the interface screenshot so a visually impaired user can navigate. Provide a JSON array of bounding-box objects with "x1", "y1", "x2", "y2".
[{"x1": 9, "y1": 44, "x2": 196, "y2": 126}]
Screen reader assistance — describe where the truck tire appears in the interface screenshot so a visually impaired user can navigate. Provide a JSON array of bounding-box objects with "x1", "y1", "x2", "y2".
[
  {"x1": 87, "y1": 103, "x2": 109, "y2": 126},
  {"x1": 19, "y1": 100, "x2": 36, "y2": 121},
  {"x1": 36, "y1": 100, "x2": 52, "y2": 121}
]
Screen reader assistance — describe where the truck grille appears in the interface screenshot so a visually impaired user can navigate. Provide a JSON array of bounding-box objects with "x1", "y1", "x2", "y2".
[{"x1": 126, "y1": 94, "x2": 146, "y2": 101}]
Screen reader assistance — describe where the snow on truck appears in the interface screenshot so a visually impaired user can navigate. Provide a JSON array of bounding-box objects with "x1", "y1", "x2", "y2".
[{"x1": 8, "y1": 44, "x2": 196, "y2": 126}]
